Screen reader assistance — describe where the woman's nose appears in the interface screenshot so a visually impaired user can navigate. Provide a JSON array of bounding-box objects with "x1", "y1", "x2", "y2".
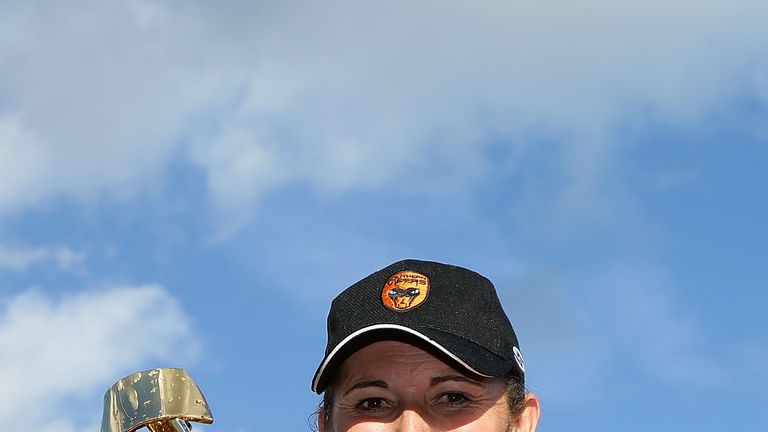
[{"x1": 395, "y1": 409, "x2": 431, "y2": 432}]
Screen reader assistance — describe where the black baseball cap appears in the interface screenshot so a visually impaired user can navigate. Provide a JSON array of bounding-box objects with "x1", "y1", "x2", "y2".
[{"x1": 311, "y1": 259, "x2": 526, "y2": 394}]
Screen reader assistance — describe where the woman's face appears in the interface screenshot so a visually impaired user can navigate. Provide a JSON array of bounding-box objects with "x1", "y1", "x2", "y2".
[{"x1": 321, "y1": 340, "x2": 538, "y2": 432}]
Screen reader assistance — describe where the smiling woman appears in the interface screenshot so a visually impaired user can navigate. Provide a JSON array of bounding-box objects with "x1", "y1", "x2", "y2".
[{"x1": 310, "y1": 259, "x2": 540, "y2": 431}]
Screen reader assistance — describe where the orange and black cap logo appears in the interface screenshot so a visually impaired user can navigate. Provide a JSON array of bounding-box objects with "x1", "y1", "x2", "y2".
[{"x1": 381, "y1": 270, "x2": 429, "y2": 312}]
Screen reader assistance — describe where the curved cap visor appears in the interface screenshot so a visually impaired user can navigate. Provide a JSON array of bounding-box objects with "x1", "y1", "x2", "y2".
[{"x1": 311, "y1": 324, "x2": 516, "y2": 394}]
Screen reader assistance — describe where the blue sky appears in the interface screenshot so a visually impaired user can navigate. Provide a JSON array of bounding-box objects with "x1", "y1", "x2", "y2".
[{"x1": 0, "y1": 1, "x2": 767, "y2": 431}]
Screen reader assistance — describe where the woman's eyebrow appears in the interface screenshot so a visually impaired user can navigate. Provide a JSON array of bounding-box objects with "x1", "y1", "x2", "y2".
[
  {"x1": 430, "y1": 375, "x2": 484, "y2": 388},
  {"x1": 344, "y1": 379, "x2": 388, "y2": 396}
]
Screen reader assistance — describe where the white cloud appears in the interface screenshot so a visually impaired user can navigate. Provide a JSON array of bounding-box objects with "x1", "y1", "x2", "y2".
[
  {"x1": 0, "y1": 0, "x2": 236, "y2": 215},
  {"x1": 0, "y1": 0, "x2": 766, "y2": 227},
  {"x1": 0, "y1": 285, "x2": 197, "y2": 431},
  {"x1": 0, "y1": 243, "x2": 86, "y2": 272}
]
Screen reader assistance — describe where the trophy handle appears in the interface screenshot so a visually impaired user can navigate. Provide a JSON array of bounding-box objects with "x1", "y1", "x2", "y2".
[
  {"x1": 145, "y1": 418, "x2": 193, "y2": 432},
  {"x1": 101, "y1": 368, "x2": 214, "y2": 432}
]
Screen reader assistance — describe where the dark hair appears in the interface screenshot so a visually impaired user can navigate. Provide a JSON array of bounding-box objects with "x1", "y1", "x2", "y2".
[{"x1": 310, "y1": 374, "x2": 527, "y2": 431}]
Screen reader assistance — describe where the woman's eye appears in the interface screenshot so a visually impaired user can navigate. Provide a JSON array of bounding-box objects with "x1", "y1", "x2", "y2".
[
  {"x1": 358, "y1": 398, "x2": 389, "y2": 412},
  {"x1": 438, "y1": 392, "x2": 471, "y2": 407}
]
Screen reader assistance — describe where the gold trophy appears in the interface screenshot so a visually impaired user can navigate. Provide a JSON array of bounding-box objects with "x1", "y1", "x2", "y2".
[{"x1": 101, "y1": 368, "x2": 214, "y2": 432}]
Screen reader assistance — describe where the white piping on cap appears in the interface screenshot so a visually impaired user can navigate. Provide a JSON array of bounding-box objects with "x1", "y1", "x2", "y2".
[{"x1": 312, "y1": 323, "x2": 492, "y2": 393}]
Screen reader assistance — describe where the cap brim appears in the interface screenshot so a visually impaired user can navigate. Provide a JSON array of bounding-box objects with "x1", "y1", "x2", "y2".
[{"x1": 311, "y1": 324, "x2": 515, "y2": 393}]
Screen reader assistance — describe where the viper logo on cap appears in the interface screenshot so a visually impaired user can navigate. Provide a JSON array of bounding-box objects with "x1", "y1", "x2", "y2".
[{"x1": 381, "y1": 271, "x2": 429, "y2": 311}]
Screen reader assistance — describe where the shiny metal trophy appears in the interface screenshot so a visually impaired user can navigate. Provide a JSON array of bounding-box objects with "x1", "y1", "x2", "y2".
[{"x1": 101, "y1": 368, "x2": 214, "y2": 432}]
